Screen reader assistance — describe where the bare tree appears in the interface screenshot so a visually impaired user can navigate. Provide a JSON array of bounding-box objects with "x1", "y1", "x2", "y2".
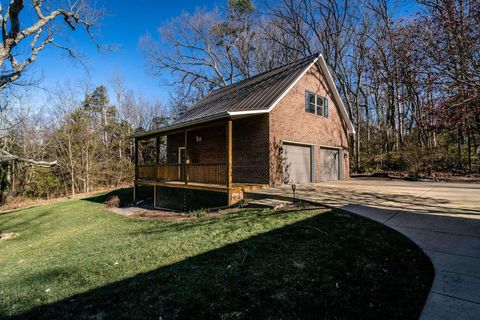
[
  {"x1": 0, "y1": 0, "x2": 101, "y2": 90},
  {"x1": 140, "y1": 0, "x2": 262, "y2": 109},
  {"x1": 0, "y1": 0, "x2": 102, "y2": 201}
]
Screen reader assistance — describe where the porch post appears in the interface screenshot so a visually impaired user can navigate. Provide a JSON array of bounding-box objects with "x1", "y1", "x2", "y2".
[
  {"x1": 227, "y1": 119, "x2": 233, "y2": 205},
  {"x1": 155, "y1": 136, "x2": 160, "y2": 181},
  {"x1": 134, "y1": 138, "x2": 138, "y2": 203},
  {"x1": 155, "y1": 136, "x2": 160, "y2": 165},
  {"x1": 184, "y1": 130, "x2": 189, "y2": 185}
]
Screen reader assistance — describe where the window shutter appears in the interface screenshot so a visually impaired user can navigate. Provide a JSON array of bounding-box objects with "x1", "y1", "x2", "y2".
[{"x1": 324, "y1": 97, "x2": 329, "y2": 117}]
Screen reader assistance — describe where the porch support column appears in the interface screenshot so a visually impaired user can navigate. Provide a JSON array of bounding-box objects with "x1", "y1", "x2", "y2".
[
  {"x1": 134, "y1": 138, "x2": 138, "y2": 203},
  {"x1": 155, "y1": 136, "x2": 160, "y2": 181},
  {"x1": 184, "y1": 130, "x2": 189, "y2": 185},
  {"x1": 155, "y1": 136, "x2": 160, "y2": 165},
  {"x1": 226, "y1": 119, "x2": 233, "y2": 205}
]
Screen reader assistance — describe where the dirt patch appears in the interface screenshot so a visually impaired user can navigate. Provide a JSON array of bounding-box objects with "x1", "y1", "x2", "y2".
[
  {"x1": 107, "y1": 205, "x2": 235, "y2": 221},
  {"x1": 0, "y1": 232, "x2": 17, "y2": 240}
]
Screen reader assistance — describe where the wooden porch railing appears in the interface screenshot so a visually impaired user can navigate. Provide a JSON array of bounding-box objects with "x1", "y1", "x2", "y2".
[{"x1": 137, "y1": 163, "x2": 227, "y2": 186}]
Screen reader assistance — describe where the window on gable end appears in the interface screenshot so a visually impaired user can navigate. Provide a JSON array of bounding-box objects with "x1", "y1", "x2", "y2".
[{"x1": 305, "y1": 91, "x2": 328, "y2": 117}]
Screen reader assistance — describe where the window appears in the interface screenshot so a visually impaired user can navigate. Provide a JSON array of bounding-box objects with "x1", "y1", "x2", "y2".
[{"x1": 305, "y1": 91, "x2": 328, "y2": 117}]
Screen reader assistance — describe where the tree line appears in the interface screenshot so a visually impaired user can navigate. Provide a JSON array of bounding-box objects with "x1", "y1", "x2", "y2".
[{"x1": 1, "y1": 80, "x2": 166, "y2": 202}]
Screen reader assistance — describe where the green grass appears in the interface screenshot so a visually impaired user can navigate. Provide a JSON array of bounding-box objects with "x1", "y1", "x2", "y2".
[{"x1": 0, "y1": 189, "x2": 433, "y2": 319}]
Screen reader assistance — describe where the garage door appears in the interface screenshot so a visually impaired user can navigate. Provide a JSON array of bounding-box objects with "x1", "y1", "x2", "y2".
[
  {"x1": 320, "y1": 148, "x2": 340, "y2": 181},
  {"x1": 283, "y1": 143, "x2": 312, "y2": 184}
]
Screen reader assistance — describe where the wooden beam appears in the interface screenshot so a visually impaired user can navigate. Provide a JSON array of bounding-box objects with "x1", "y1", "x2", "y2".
[
  {"x1": 133, "y1": 182, "x2": 137, "y2": 204},
  {"x1": 134, "y1": 119, "x2": 227, "y2": 140},
  {"x1": 153, "y1": 185, "x2": 157, "y2": 208},
  {"x1": 184, "y1": 130, "x2": 189, "y2": 185},
  {"x1": 134, "y1": 139, "x2": 139, "y2": 180},
  {"x1": 226, "y1": 119, "x2": 233, "y2": 205},
  {"x1": 155, "y1": 136, "x2": 160, "y2": 165}
]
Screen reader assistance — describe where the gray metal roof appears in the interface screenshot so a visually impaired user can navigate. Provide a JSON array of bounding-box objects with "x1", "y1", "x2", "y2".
[{"x1": 172, "y1": 54, "x2": 319, "y2": 125}]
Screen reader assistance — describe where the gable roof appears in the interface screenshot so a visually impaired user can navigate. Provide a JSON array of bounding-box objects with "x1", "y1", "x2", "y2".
[{"x1": 133, "y1": 53, "x2": 354, "y2": 138}]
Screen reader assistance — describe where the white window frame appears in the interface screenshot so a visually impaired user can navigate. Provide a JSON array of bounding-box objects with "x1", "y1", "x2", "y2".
[{"x1": 305, "y1": 91, "x2": 328, "y2": 117}]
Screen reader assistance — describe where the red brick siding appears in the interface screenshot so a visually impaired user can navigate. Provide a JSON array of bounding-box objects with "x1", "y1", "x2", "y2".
[
  {"x1": 269, "y1": 62, "x2": 350, "y2": 185},
  {"x1": 166, "y1": 126, "x2": 227, "y2": 164},
  {"x1": 188, "y1": 126, "x2": 226, "y2": 163},
  {"x1": 166, "y1": 133, "x2": 183, "y2": 163}
]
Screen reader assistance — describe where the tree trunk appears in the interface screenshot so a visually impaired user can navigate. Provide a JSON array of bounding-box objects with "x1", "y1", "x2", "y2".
[
  {"x1": 467, "y1": 127, "x2": 472, "y2": 171},
  {"x1": 355, "y1": 102, "x2": 360, "y2": 172},
  {"x1": 457, "y1": 127, "x2": 463, "y2": 169}
]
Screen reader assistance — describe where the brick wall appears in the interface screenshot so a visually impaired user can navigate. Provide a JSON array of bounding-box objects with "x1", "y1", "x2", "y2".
[
  {"x1": 166, "y1": 126, "x2": 227, "y2": 164},
  {"x1": 269, "y1": 62, "x2": 350, "y2": 185},
  {"x1": 166, "y1": 133, "x2": 183, "y2": 163}
]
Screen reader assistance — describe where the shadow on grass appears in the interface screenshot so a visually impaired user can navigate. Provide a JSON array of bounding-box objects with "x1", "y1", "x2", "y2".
[
  {"x1": 5, "y1": 211, "x2": 433, "y2": 320},
  {"x1": 82, "y1": 188, "x2": 134, "y2": 206}
]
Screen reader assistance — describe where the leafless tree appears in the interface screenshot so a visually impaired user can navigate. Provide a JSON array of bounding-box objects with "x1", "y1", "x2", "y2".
[{"x1": 0, "y1": 0, "x2": 101, "y2": 90}]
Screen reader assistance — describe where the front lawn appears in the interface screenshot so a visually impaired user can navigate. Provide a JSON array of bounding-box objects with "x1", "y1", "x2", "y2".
[{"x1": 0, "y1": 189, "x2": 433, "y2": 319}]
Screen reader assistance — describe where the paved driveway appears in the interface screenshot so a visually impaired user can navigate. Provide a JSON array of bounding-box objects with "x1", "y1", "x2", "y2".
[{"x1": 247, "y1": 178, "x2": 480, "y2": 320}]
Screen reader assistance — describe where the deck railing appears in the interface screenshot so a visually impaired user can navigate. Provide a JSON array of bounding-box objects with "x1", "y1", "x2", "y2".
[{"x1": 137, "y1": 163, "x2": 227, "y2": 186}]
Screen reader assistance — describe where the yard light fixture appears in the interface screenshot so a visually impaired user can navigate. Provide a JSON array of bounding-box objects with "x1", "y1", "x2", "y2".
[{"x1": 291, "y1": 184, "x2": 296, "y2": 202}]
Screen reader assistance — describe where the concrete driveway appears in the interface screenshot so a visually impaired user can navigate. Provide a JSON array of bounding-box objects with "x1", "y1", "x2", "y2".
[{"x1": 247, "y1": 178, "x2": 480, "y2": 320}]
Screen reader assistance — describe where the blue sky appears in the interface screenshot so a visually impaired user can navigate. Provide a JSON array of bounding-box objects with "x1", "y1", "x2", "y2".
[
  {"x1": 33, "y1": 0, "x2": 220, "y2": 103},
  {"x1": 31, "y1": 0, "x2": 419, "y2": 105}
]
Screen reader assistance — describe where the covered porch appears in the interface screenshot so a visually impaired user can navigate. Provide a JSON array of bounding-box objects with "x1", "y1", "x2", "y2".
[{"x1": 133, "y1": 116, "x2": 270, "y2": 207}]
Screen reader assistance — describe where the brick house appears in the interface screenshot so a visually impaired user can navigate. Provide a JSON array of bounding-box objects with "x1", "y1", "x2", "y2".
[{"x1": 133, "y1": 53, "x2": 354, "y2": 210}]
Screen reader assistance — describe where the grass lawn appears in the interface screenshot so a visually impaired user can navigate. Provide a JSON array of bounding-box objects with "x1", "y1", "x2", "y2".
[{"x1": 0, "y1": 189, "x2": 433, "y2": 320}]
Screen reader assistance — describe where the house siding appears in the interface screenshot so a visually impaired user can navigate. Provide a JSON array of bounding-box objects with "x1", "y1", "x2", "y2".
[
  {"x1": 166, "y1": 126, "x2": 226, "y2": 164},
  {"x1": 269, "y1": 62, "x2": 350, "y2": 185}
]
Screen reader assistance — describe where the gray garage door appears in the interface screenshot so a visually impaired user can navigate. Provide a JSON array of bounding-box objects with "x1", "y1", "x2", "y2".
[
  {"x1": 283, "y1": 143, "x2": 312, "y2": 184},
  {"x1": 320, "y1": 148, "x2": 340, "y2": 181}
]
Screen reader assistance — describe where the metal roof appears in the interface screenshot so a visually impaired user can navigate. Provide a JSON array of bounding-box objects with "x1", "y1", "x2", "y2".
[
  {"x1": 133, "y1": 53, "x2": 354, "y2": 138},
  {"x1": 172, "y1": 54, "x2": 318, "y2": 125}
]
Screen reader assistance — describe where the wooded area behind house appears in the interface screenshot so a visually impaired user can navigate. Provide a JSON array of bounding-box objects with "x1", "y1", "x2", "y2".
[{"x1": 0, "y1": 0, "x2": 479, "y2": 204}]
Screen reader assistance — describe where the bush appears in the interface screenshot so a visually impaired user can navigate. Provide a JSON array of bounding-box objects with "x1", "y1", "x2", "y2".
[
  {"x1": 22, "y1": 168, "x2": 61, "y2": 199},
  {"x1": 188, "y1": 208, "x2": 208, "y2": 218},
  {"x1": 234, "y1": 199, "x2": 248, "y2": 208}
]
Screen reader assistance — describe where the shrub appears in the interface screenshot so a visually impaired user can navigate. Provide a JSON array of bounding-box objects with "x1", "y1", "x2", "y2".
[
  {"x1": 188, "y1": 208, "x2": 208, "y2": 218},
  {"x1": 22, "y1": 168, "x2": 61, "y2": 199},
  {"x1": 234, "y1": 199, "x2": 248, "y2": 208}
]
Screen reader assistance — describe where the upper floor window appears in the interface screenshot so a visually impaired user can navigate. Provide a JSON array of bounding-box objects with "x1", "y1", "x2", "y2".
[{"x1": 305, "y1": 91, "x2": 328, "y2": 117}]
